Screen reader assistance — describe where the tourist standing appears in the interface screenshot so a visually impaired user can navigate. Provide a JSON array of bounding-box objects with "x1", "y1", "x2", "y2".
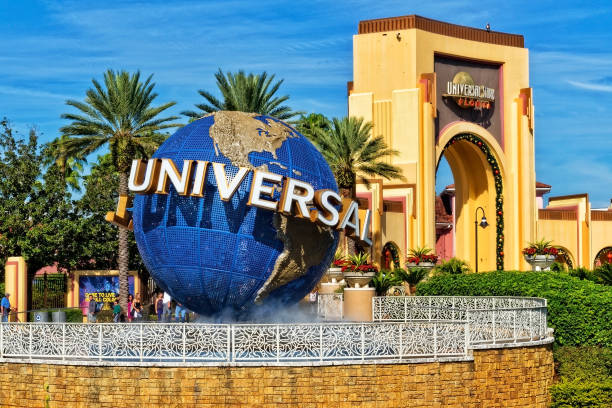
[
  {"x1": 155, "y1": 292, "x2": 164, "y2": 322},
  {"x1": 1, "y1": 293, "x2": 10, "y2": 322},
  {"x1": 87, "y1": 294, "x2": 97, "y2": 323},
  {"x1": 162, "y1": 291, "x2": 172, "y2": 322},
  {"x1": 175, "y1": 302, "x2": 187, "y2": 323},
  {"x1": 112, "y1": 300, "x2": 121, "y2": 323},
  {"x1": 127, "y1": 294, "x2": 134, "y2": 322},
  {"x1": 133, "y1": 293, "x2": 142, "y2": 321}
]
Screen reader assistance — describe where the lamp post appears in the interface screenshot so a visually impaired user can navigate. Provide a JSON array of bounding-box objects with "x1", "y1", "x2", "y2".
[{"x1": 474, "y1": 206, "x2": 488, "y2": 273}]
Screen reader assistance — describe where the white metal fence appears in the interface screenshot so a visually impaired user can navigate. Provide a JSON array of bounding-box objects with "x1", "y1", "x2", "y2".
[
  {"x1": 372, "y1": 296, "x2": 548, "y2": 344},
  {"x1": 0, "y1": 321, "x2": 468, "y2": 364}
]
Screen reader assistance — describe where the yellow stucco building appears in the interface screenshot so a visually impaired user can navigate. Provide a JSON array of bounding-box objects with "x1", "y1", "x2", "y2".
[{"x1": 349, "y1": 15, "x2": 611, "y2": 271}]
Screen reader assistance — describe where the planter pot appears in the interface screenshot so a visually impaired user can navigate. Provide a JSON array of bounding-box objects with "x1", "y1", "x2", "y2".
[
  {"x1": 386, "y1": 285, "x2": 406, "y2": 296},
  {"x1": 342, "y1": 270, "x2": 376, "y2": 288},
  {"x1": 524, "y1": 254, "x2": 556, "y2": 271},
  {"x1": 326, "y1": 267, "x2": 344, "y2": 284},
  {"x1": 406, "y1": 262, "x2": 435, "y2": 272},
  {"x1": 52, "y1": 310, "x2": 66, "y2": 323}
]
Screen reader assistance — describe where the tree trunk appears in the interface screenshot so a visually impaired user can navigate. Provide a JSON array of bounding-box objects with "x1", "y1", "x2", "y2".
[
  {"x1": 117, "y1": 171, "x2": 130, "y2": 319},
  {"x1": 339, "y1": 187, "x2": 357, "y2": 256}
]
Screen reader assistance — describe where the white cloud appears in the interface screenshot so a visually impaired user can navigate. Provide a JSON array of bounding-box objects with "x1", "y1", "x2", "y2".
[{"x1": 567, "y1": 80, "x2": 612, "y2": 92}]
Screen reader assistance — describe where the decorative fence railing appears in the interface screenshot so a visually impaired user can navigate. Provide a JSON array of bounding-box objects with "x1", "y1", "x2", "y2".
[
  {"x1": 0, "y1": 321, "x2": 468, "y2": 364},
  {"x1": 372, "y1": 296, "x2": 548, "y2": 345},
  {"x1": 318, "y1": 293, "x2": 343, "y2": 321}
]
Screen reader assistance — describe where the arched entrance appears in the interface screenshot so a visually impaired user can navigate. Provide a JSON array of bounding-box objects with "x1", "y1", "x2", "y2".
[
  {"x1": 554, "y1": 247, "x2": 574, "y2": 270},
  {"x1": 436, "y1": 133, "x2": 504, "y2": 272},
  {"x1": 594, "y1": 247, "x2": 612, "y2": 267},
  {"x1": 382, "y1": 242, "x2": 401, "y2": 269}
]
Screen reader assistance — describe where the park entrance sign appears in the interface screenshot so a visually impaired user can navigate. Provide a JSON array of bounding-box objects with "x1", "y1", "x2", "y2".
[
  {"x1": 107, "y1": 111, "x2": 370, "y2": 317},
  {"x1": 127, "y1": 158, "x2": 372, "y2": 244}
]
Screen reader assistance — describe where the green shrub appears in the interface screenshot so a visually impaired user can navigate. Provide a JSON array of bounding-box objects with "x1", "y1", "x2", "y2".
[
  {"x1": 554, "y1": 346, "x2": 612, "y2": 382},
  {"x1": 434, "y1": 258, "x2": 471, "y2": 274},
  {"x1": 569, "y1": 267, "x2": 599, "y2": 283},
  {"x1": 416, "y1": 271, "x2": 612, "y2": 347},
  {"x1": 550, "y1": 380, "x2": 612, "y2": 407},
  {"x1": 594, "y1": 263, "x2": 612, "y2": 286},
  {"x1": 371, "y1": 269, "x2": 402, "y2": 296},
  {"x1": 551, "y1": 346, "x2": 612, "y2": 407},
  {"x1": 65, "y1": 308, "x2": 84, "y2": 322}
]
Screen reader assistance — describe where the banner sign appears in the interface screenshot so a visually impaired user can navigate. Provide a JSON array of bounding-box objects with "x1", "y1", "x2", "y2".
[{"x1": 78, "y1": 275, "x2": 134, "y2": 313}]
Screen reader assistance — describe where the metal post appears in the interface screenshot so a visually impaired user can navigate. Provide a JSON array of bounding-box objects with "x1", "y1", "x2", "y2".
[
  {"x1": 140, "y1": 324, "x2": 143, "y2": 362},
  {"x1": 62, "y1": 324, "x2": 66, "y2": 361},
  {"x1": 29, "y1": 324, "x2": 32, "y2": 361},
  {"x1": 474, "y1": 219, "x2": 479, "y2": 273},
  {"x1": 464, "y1": 321, "x2": 470, "y2": 356},
  {"x1": 319, "y1": 325, "x2": 323, "y2": 362},
  {"x1": 0, "y1": 321, "x2": 3, "y2": 359},
  {"x1": 231, "y1": 325, "x2": 235, "y2": 363},
  {"x1": 398, "y1": 324, "x2": 403, "y2": 361},
  {"x1": 182, "y1": 324, "x2": 186, "y2": 363},
  {"x1": 360, "y1": 323, "x2": 365, "y2": 361},
  {"x1": 226, "y1": 325, "x2": 231, "y2": 362},
  {"x1": 98, "y1": 324, "x2": 102, "y2": 361},
  {"x1": 513, "y1": 310, "x2": 517, "y2": 342},
  {"x1": 404, "y1": 297, "x2": 408, "y2": 322},
  {"x1": 529, "y1": 309, "x2": 533, "y2": 340},
  {"x1": 433, "y1": 321, "x2": 438, "y2": 359},
  {"x1": 276, "y1": 325, "x2": 280, "y2": 363}
]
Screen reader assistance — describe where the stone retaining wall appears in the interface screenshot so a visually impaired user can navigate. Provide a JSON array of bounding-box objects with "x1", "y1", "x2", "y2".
[{"x1": 0, "y1": 345, "x2": 553, "y2": 407}]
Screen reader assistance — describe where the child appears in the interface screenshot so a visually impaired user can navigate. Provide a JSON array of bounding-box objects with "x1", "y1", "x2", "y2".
[{"x1": 113, "y1": 300, "x2": 121, "y2": 323}]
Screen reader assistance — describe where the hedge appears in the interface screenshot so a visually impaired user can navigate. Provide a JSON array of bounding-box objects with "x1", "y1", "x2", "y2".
[
  {"x1": 415, "y1": 271, "x2": 612, "y2": 347},
  {"x1": 550, "y1": 380, "x2": 612, "y2": 407}
]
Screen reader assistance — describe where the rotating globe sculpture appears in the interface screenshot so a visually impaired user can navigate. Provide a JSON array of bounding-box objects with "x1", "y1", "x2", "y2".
[{"x1": 132, "y1": 111, "x2": 339, "y2": 317}]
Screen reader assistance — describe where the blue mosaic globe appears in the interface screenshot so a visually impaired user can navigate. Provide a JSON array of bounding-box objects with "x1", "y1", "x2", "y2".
[{"x1": 132, "y1": 111, "x2": 339, "y2": 317}]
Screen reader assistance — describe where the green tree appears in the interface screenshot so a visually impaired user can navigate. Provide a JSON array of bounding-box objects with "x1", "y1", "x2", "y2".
[
  {"x1": 59, "y1": 70, "x2": 179, "y2": 312},
  {"x1": 42, "y1": 134, "x2": 86, "y2": 191},
  {"x1": 307, "y1": 116, "x2": 404, "y2": 254},
  {"x1": 0, "y1": 120, "x2": 81, "y2": 285},
  {"x1": 182, "y1": 69, "x2": 300, "y2": 121},
  {"x1": 296, "y1": 113, "x2": 330, "y2": 139},
  {"x1": 307, "y1": 116, "x2": 404, "y2": 199}
]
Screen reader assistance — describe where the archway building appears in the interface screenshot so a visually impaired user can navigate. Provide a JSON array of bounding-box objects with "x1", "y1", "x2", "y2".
[{"x1": 349, "y1": 15, "x2": 611, "y2": 270}]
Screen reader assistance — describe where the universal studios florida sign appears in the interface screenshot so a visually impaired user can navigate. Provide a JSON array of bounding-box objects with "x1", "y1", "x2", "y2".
[{"x1": 107, "y1": 158, "x2": 373, "y2": 246}]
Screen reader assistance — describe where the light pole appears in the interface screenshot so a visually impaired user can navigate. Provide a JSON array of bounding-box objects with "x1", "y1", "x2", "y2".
[{"x1": 474, "y1": 206, "x2": 488, "y2": 273}]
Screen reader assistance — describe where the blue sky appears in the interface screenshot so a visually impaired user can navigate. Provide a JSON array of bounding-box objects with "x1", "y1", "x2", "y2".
[{"x1": 0, "y1": 0, "x2": 611, "y2": 207}]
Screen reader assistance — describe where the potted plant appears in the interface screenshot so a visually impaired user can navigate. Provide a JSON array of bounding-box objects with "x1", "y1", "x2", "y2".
[
  {"x1": 326, "y1": 250, "x2": 347, "y2": 284},
  {"x1": 341, "y1": 252, "x2": 378, "y2": 288},
  {"x1": 394, "y1": 267, "x2": 429, "y2": 295},
  {"x1": 523, "y1": 239, "x2": 559, "y2": 271},
  {"x1": 371, "y1": 269, "x2": 403, "y2": 296},
  {"x1": 405, "y1": 247, "x2": 438, "y2": 272}
]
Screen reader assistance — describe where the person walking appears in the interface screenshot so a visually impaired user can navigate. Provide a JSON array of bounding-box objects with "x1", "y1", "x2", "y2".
[
  {"x1": 112, "y1": 300, "x2": 121, "y2": 323},
  {"x1": 1, "y1": 293, "x2": 10, "y2": 323},
  {"x1": 132, "y1": 293, "x2": 142, "y2": 321},
  {"x1": 87, "y1": 294, "x2": 97, "y2": 323},
  {"x1": 155, "y1": 292, "x2": 164, "y2": 322},
  {"x1": 162, "y1": 292, "x2": 172, "y2": 322},
  {"x1": 127, "y1": 294, "x2": 134, "y2": 322}
]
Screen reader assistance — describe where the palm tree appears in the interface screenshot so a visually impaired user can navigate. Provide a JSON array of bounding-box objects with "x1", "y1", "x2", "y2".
[
  {"x1": 60, "y1": 69, "x2": 180, "y2": 313},
  {"x1": 43, "y1": 134, "x2": 87, "y2": 191},
  {"x1": 182, "y1": 69, "x2": 300, "y2": 121},
  {"x1": 309, "y1": 116, "x2": 404, "y2": 198},
  {"x1": 308, "y1": 116, "x2": 405, "y2": 254},
  {"x1": 296, "y1": 113, "x2": 330, "y2": 139}
]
